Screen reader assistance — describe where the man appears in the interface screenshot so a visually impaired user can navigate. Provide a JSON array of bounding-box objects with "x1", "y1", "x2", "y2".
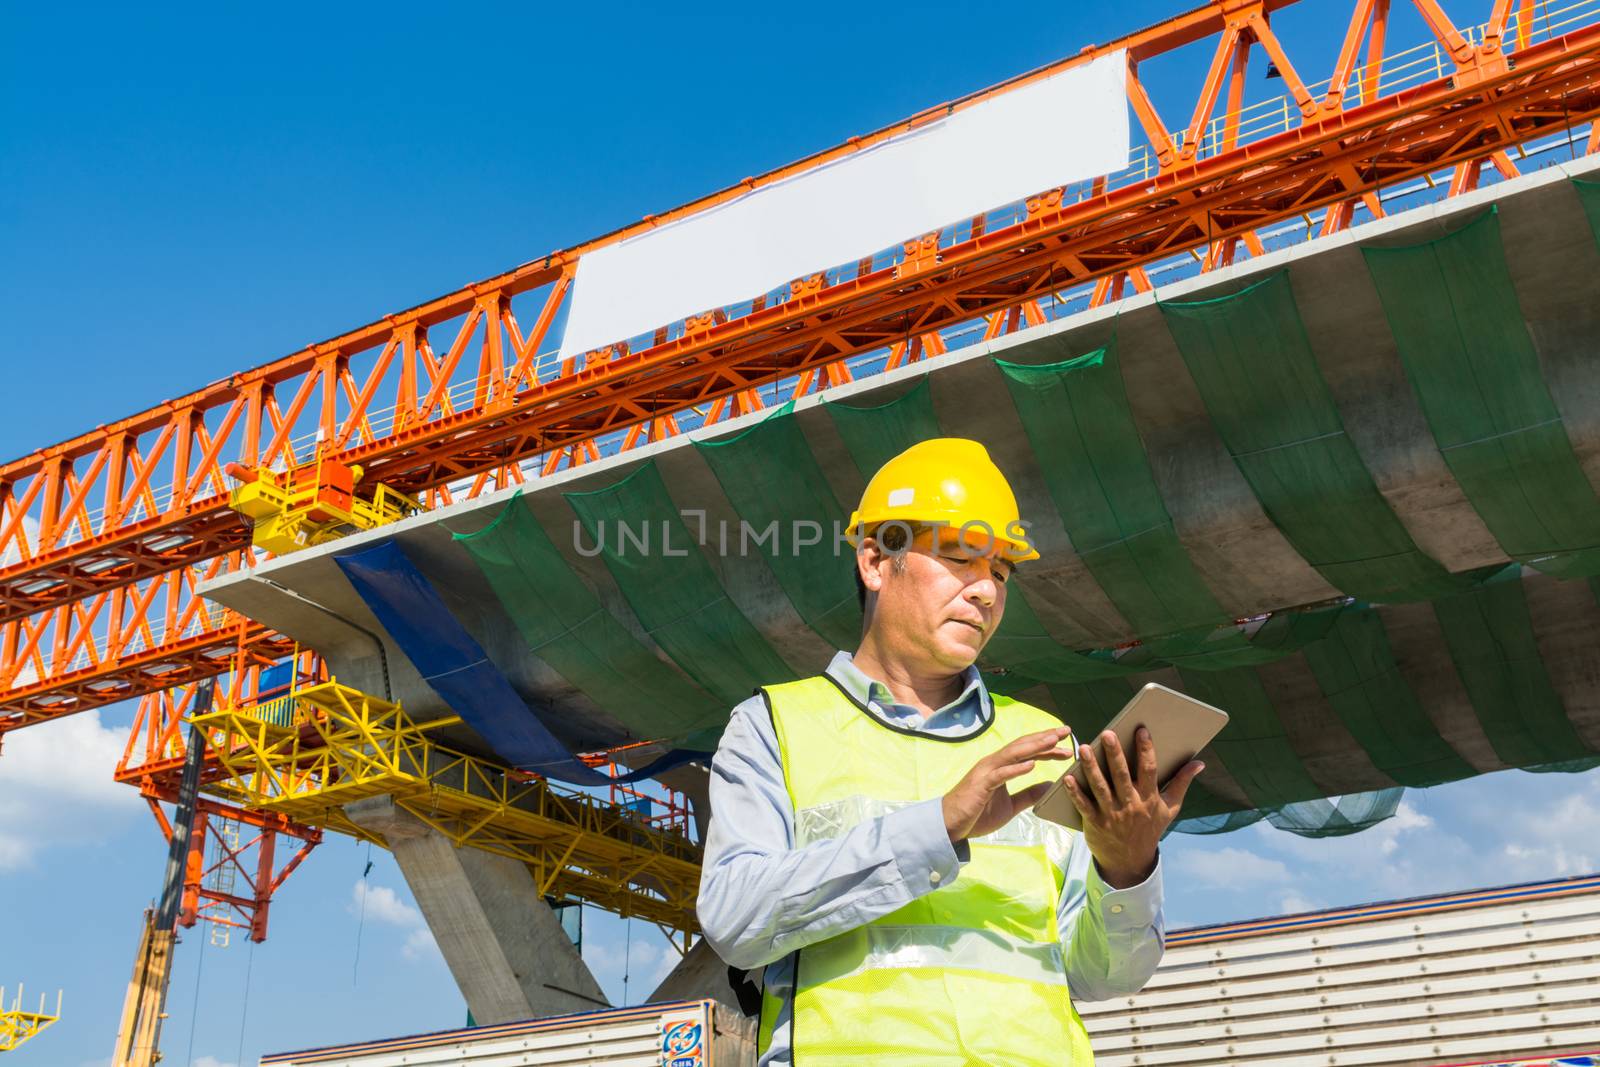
[{"x1": 698, "y1": 437, "x2": 1202, "y2": 1065}]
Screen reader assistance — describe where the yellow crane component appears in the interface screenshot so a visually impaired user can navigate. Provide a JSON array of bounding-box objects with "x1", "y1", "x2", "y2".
[
  {"x1": 1, "y1": 986, "x2": 61, "y2": 1053},
  {"x1": 191, "y1": 680, "x2": 703, "y2": 932},
  {"x1": 109, "y1": 915, "x2": 174, "y2": 1067},
  {"x1": 112, "y1": 679, "x2": 217, "y2": 1067},
  {"x1": 225, "y1": 453, "x2": 421, "y2": 556}
]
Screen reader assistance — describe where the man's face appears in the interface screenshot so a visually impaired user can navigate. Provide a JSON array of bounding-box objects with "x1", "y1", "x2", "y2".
[{"x1": 861, "y1": 525, "x2": 1015, "y2": 672}]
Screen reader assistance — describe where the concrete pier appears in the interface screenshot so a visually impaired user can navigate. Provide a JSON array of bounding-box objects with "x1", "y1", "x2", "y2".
[{"x1": 345, "y1": 796, "x2": 608, "y2": 1025}]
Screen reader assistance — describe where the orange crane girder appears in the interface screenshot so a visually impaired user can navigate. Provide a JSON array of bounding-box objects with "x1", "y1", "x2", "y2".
[{"x1": 2, "y1": 0, "x2": 1599, "y2": 735}]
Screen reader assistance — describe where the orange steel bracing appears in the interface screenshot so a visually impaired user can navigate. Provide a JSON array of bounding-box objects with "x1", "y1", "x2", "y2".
[
  {"x1": 153, "y1": 795, "x2": 320, "y2": 944},
  {"x1": 4, "y1": 0, "x2": 1600, "y2": 740},
  {"x1": 114, "y1": 644, "x2": 322, "y2": 790},
  {"x1": 0, "y1": 550, "x2": 296, "y2": 733},
  {"x1": 114, "y1": 647, "x2": 324, "y2": 943}
]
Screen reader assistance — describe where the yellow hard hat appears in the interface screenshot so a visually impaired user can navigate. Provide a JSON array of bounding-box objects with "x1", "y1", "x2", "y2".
[{"x1": 847, "y1": 438, "x2": 1039, "y2": 562}]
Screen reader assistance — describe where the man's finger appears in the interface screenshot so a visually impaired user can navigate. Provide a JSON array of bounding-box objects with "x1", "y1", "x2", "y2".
[
  {"x1": 1006, "y1": 728, "x2": 1073, "y2": 757},
  {"x1": 1079, "y1": 742, "x2": 1115, "y2": 810},
  {"x1": 1160, "y1": 760, "x2": 1206, "y2": 812},
  {"x1": 1135, "y1": 726, "x2": 1159, "y2": 797},
  {"x1": 1103, "y1": 730, "x2": 1138, "y2": 804},
  {"x1": 990, "y1": 759, "x2": 1039, "y2": 786},
  {"x1": 992, "y1": 729, "x2": 1073, "y2": 768},
  {"x1": 1062, "y1": 775, "x2": 1098, "y2": 820},
  {"x1": 1011, "y1": 781, "x2": 1053, "y2": 810}
]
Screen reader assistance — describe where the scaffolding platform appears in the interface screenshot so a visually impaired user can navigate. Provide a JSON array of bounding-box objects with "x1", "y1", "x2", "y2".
[
  {"x1": 0, "y1": 985, "x2": 60, "y2": 1054},
  {"x1": 192, "y1": 681, "x2": 702, "y2": 932}
]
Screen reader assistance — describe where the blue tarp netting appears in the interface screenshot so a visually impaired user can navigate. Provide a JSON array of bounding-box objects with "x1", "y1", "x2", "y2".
[{"x1": 335, "y1": 539, "x2": 708, "y2": 785}]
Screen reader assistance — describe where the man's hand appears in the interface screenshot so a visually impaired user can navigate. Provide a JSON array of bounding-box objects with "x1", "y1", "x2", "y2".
[
  {"x1": 1063, "y1": 726, "x2": 1203, "y2": 888},
  {"x1": 943, "y1": 727, "x2": 1074, "y2": 844}
]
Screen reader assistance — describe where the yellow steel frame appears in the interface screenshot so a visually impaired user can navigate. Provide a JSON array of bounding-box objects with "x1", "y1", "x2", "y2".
[
  {"x1": 229, "y1": 458, "x2": 422, "y2": 556},
  {"x1": 0, "y1": 986, "x2": 60, "y2": 1054},
  {"x1": 191, "y1": 680, "x2": 702, "y2": 932}
]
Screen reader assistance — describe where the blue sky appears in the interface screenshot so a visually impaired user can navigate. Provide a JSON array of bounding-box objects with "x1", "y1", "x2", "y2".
[{"x1": 4, "y1": 2, "x2": 1599, "y2": 1065}]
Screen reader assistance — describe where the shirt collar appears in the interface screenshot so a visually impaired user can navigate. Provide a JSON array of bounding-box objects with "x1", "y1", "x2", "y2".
[{"x1": 824, "y1": 650, "x2": 992, "y2": 733}]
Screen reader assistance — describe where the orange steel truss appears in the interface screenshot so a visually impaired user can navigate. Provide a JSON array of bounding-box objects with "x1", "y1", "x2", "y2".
[
  {"x1": 155, "y1": 795, "x2": 320, "y2": 944},
  {"x1": 114, "y1": 649, "x2": 325, "y2": 943},
  {"x1": 4, "y1": 0, "x2": 1600, "y2": 744}
]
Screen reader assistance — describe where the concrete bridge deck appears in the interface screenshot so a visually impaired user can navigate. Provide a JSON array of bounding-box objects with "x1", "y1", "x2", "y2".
[{"x1": 202, "y1": 152, "x2": 1600, "y2": 808}]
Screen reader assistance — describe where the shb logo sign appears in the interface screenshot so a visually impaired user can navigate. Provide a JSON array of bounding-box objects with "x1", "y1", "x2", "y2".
[{"x1": 659, "y1": 1008, "x2": 706, "y2": 1067}]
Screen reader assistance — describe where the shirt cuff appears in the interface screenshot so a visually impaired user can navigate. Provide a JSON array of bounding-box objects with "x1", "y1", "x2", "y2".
[
  {"x1": 1089, "y1": 851, "x2": 1163, "y2": 929},
  {"x1": 886, "y1": 797, "x2": 962, "y2": 892}
]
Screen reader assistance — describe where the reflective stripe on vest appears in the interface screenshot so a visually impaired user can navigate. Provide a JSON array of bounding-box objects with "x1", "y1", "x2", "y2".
[
  {"x1": 762, "y1": 673, "x2": 1096, "y2": 1066},
  {"x1": 801, "y1": 924, "x2": 1069, "y2": 989},
  {"x1": 796, "y1": 796, "x2": 1075, "y2": 862}
]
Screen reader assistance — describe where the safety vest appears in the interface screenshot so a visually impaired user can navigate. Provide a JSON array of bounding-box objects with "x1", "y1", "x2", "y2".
[{"x1": 759, "y1": 673, "x2": 1096, "y2": 1066}]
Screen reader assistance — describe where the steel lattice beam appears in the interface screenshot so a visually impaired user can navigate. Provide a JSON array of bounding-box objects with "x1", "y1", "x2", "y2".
[{"x1": 2, "y1": 0, "x2": 1599, "y2": 735}]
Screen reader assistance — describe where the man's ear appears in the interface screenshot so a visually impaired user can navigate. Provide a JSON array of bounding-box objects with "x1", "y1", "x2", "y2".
[{"x1": 858, "y1": 538, "x2": 887, "y2": 593}]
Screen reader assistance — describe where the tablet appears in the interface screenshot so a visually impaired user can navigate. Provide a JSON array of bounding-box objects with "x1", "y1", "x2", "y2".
[{"x1": 1033, "y1": 682, "x2": 1229, "y2": 831}]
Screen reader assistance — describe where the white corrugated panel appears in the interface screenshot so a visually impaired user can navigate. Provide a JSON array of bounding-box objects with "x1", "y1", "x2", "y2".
[
  {"x1": 1078, "y1": 880, "x2": 1600, "y2": 1066},
  {"x1": 265, "y1": 1001, "x2": 714, "y2": 1067}
]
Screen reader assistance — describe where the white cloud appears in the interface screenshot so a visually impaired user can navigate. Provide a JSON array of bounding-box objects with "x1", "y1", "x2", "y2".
[
  {"x1": 350, "y1": 880, "x2": 422, "y2": 928},
  {"x1": 1171, "y1": 845, "x2": 1291, "y2": 889},
  {"x1": 0, "y1": 709, "x2": 141, "y2": 871},
  {"x1": 0, "y1": 837, "x2": 30, "y2": 869},
  {"x1": 1525, "y1": 788, "x2": 1600, "y2": 842},
  {"x1": 193, "y1": 1057, "x2": 238, "y2": 1067},
  {"x1": 584, "y1": 931, "x2": 681, "y2": 1001},
  {"x1": 1279, "y1": 892, "x2": 1320, "y2": 914},
  {"x1": 1166, "y1": 769, "x2": 1600, "y2": 932},
  {"x1": 1376, "y1": 801, "x2": 1433, "y2": 855},
  {"x1": 1502, "y1": 841, "x2": 1595, "y2": 876},
  {"x1": 1498, "y1": 789, "x2": 1598, "y2": 877},
  {"x1": 349, "y1": 879, "x2": 441, "y2": 963},
  {"x1": 1249, "y1": 799, "x2": 1435, "y2": 863},
  {"x1": 402, "y1": 926, "x2": 439, "y2": 961}
]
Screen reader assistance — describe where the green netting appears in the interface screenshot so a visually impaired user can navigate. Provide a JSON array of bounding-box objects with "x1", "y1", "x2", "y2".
[
  {"x1": 982, "y1": 586, "x2": 1147, "y2": 682},
  {"x1": 995, "y1": 338, "x2": 1350, "y2": 667},
  {"x1": 1174, "y1": 804, "x2": 1266, "y2": 834},
  {"x1": 1170, "y1": 778, "x2": 1254, "y2": 825},
  {"x1": 996, "y1": 340, "x2": 1232, "y2": 638},
  {"x1": 957, "y1": 580, "x2": 1338, "y2": 679},
  {"x1": 1043, "y1": 667, "x2": 1404, "y2": 837},
  {"x1": 1525, "y1": 755, "x2": 1600, "y2": 774},
  {"x1": 1161, "y1": 272, "x2": 1465, "y2": 603},
  {"x1": 1576, "y1": 177, "x2": 1600, "y2": 243},
  {"x1": 1160, "y1": 606, "x2": 1345, "y2": 671},
  {"x1": 822, "y1": 342, "x2": 1341, "y2": 676},
  {"x1": 1172, "y1": 788, "x2": 1403, "y2": 838},
  {"x1": 1432, "y1": 567, "x2": 1593, "y2": 767},
  {"x1": 1364, "y1": 208, "x2": 1600, "y2": 579},
  {"x1": 564, "y1": 460, "x2": 797, "y2": 706},
  {"x1": 1300, "y1": 609, "x2": 1475, "y2": 787},
  {"x1": 1263, "y1": 788, "x2": 1404, "y2": 837},
  {"x1": 824, "y1": 374, "x2": 942, "y2": 479},
  {"x1": 1044, "y1": 678, "x2": 1137, "y2": 740},
  {"x1": 820, "y1": 369, "x2": 1143, "y2": 680},
  {"x1": 694, "y1": 401, "x2": 861, "y2": 650},
  {"x1": 454, "y1": 494, "x2": 726, "y2": 747},
  {"x1": 1177, "y1": 666, "x2": 1325, "y2": 808}
]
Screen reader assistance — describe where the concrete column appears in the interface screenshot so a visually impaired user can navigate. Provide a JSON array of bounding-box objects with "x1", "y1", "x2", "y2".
[{"x1": 346, "y1": 796, "x2": 609, "y2": 1024}]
